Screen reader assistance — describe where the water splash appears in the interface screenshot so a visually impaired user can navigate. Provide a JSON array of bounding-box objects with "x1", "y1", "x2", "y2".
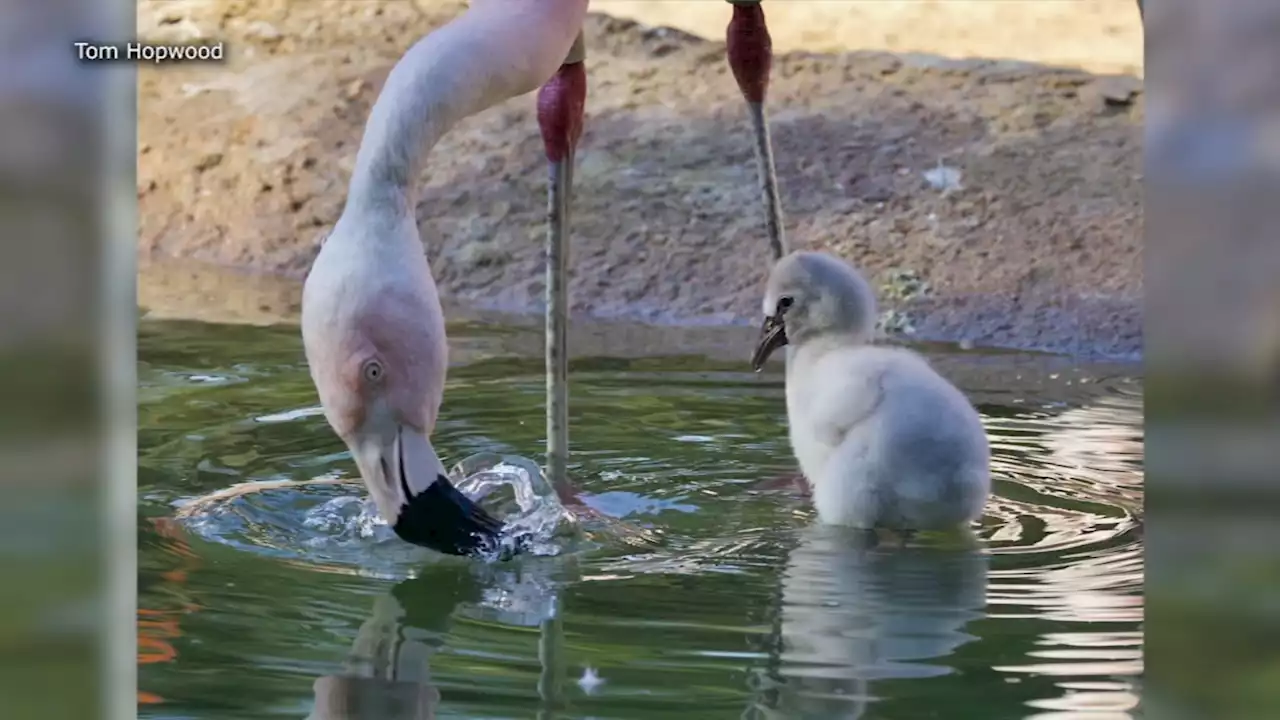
[
  {"x1": 299, "y1": 495, "x2": 396, "y2": 546},
  {"x1": 176, "y1": 452, "x2": 578, "y2": 575},
  {"x1": 450, "y1": 452, "x2": 577, "y2": 559}
]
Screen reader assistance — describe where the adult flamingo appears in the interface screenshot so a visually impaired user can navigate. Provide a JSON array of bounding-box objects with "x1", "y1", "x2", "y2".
[{"x1": 301, "y1": 0, "x2": 783, "y2": 557}]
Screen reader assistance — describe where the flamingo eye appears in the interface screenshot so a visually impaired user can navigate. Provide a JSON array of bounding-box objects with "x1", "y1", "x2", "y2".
[{"x1": 361, "y1": 358, "x2": 385, "y2": 383}]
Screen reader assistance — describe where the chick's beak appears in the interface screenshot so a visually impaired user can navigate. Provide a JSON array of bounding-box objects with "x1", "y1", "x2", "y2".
[
  {"x1": 352, "y1": 423, "x2": 503, "y2": 557},
  {"x1": 751, "y1": 314, "x2": 788, "y2": 372}
]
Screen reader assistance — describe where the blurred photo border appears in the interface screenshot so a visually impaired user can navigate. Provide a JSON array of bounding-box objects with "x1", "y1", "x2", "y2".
[
  {"x1": 0, "y1": 0, "x2": 135, "y2": 718},
  {"x1": 0, "y1": 0, "x2": 1276, "y2": 718}
]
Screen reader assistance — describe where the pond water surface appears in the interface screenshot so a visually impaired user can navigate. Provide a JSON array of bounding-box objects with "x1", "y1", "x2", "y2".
[{"x1": 137, "y1": 315, "x2": 1143, "y2": 719}]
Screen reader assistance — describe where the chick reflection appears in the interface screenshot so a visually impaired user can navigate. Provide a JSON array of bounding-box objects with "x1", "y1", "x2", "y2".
[
  {"x1": 755, "y1": 527, "x2": 989, "y2": 719},
  {"x1": 308, "y1": 561, "x2": 566, "y2": 720}
]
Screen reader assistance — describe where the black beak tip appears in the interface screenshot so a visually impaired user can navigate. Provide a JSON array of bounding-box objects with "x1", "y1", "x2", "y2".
[
  {"x1": 392, "y1": 474, "x2": 510, "y2": 558},
  {"x1": 751, "y1": 319, "x2": 787, "y2": 373}
]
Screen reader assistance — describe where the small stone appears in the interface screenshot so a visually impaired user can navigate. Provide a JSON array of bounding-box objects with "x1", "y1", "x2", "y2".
[
  {"x1": 151, "y1": 18, "x2": 204, "y2": 43},
  {"x1": 244, "y1": 21, "x2": 282, "y2": 42},
  {"x1": 194, "y1": 152, "x2": 223, "y2": 172},
  {"x1": 1096, "y1": 77, "x2": 1140, "y2": 107},
  {"x1": 923, "y1": 162, "x2": 962, "y2": 193}
]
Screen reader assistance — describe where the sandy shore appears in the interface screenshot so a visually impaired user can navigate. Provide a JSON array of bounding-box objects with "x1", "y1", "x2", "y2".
[
  {"x1": 595, "y1": 1, "x2": 1142, "y2": 76},
  {"x1": 137, "y1": 0, "x2": 1143, "y2": 358}
]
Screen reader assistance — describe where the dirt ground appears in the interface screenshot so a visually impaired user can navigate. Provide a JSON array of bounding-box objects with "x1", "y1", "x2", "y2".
[
  {"x1": 595, "y1": 1, "x2": 1143, "y2": 77},
  {"x1": 137, "y1": 0, "x2": 1143, "y2": 358}
]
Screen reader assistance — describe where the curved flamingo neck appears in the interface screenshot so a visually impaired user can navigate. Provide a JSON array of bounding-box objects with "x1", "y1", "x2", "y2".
[{"x1": 344, "y1": 1, "x2": 589, "y2": 220}]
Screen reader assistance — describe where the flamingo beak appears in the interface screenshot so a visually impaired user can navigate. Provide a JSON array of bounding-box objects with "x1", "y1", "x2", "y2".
[
  {"x1": 352, "y1": 423, "x2": 504, "y2": 557},
  {"x1": 751, "y1": 314, "x2": 788, "y2": 372}
]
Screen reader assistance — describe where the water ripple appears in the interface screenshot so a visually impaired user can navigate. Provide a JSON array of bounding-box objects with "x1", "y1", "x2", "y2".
[{"x1": 138, "y1": 323, "x2": 1143, "y2": 720}]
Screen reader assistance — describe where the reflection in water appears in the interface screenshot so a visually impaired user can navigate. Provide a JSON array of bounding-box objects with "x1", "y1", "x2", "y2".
[
  {"x1": 309, "y1": 562, "x2": 568, "y2": 719},
  {"x1": 138, "y1": 319, "x2": 1143, "y2": 719},
  {"x1": 986, "y1": 396, "x2": 1144, "y2": 717},
  {"x1": 307, "y1": 587, "x2": 445, "y2": 720},
  {"x1": 1040, "y1": 393, "x2": 1145, "y2": 510},
  {"x1": 749, "y1": 527, "x2": 988, "y2": 719}
]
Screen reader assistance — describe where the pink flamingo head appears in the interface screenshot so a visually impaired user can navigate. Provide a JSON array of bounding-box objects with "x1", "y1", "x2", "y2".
[
  {"x1": 301, "y1": 0, "x2": 592, "y2": 557},
  {"x1": 302, "y1": 219, "x2": 501, "y2": 557}
]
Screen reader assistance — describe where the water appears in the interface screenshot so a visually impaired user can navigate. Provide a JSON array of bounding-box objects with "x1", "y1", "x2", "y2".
[
  {"x1": 138, "y1": 316, "x2": 1143, "y2": 719},
  {"x1": 174, "y1": 452, "x2": 577, "y2": 572}
]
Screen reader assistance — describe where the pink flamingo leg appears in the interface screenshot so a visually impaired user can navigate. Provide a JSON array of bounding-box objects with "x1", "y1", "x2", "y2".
[
  {"x1": 727, "y1": 0, "x2": 787, "y2": 261},
  {"x1": 536, "y1": 33, "x2": 586, "y2": 494},
  {"x1": 728, "y1": 1, "x2": 802, "y2": 500}
]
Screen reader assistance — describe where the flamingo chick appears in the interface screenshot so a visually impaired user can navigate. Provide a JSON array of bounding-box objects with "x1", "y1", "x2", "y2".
[
  {"x1": 301, "y1": 0, "x2": 588, "y2": 557},
  {"x1": 751, "y1": 252, "x2": 991, "y2": 531}
]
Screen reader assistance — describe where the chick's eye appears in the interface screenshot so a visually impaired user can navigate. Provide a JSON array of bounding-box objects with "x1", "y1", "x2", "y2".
[
  {"x1": 361, "y1": 359, "x2": 384, "y2": 382},
  {"x1": 777, "y1": 296, "x2": 794, "y2": 313}
]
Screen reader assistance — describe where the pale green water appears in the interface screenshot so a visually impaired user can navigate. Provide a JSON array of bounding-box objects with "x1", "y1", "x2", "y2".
[{"x1": 138, "y1": 316, "x2": 1143, "y2": 719}]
